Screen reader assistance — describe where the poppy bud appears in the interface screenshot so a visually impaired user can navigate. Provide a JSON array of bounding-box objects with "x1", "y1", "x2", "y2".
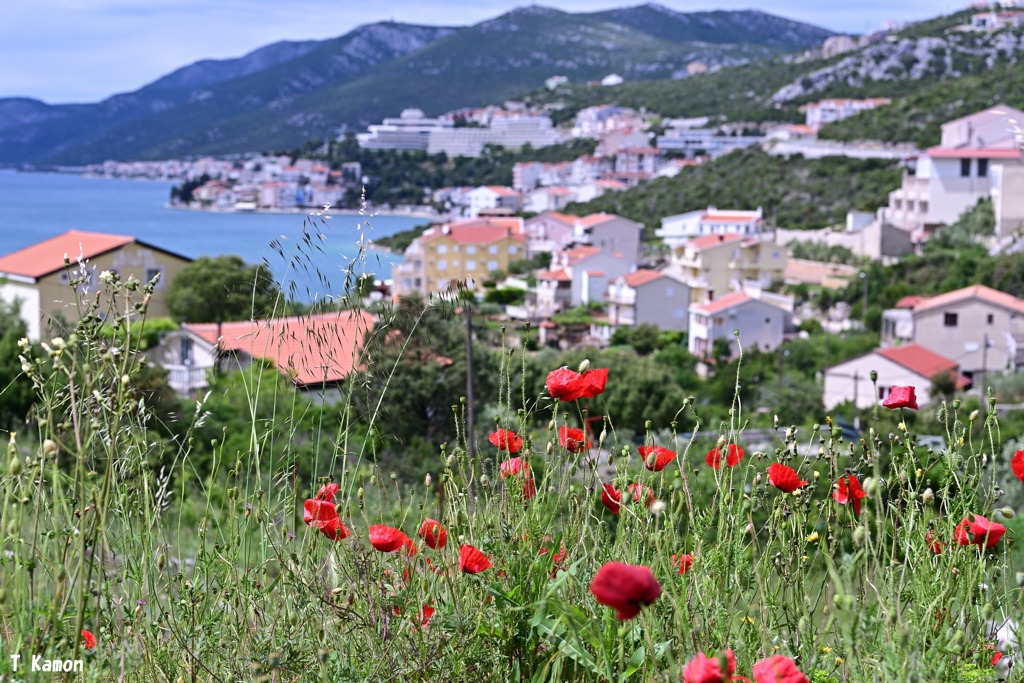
[
  {"x1": 870, "y1": 370, "x2": 878, "y2": 382},
  {"x1": 8, "y1": 457, "x2": 21, "y2": 476},
  {"x1": 862, "y1": 477, "x2": 877, "y2": 495},
  {"x1": 952, "y1": 399, "x2": 961, "y2": 409},
  {"x1": 999, "y1": 507, "x2": 1016, "y2": 519},
  {"x1": 970, "y1": 410, "x2": 979, "y2": 422},
  {"x1": 42, "y1": 439, "x2": 58, "y2": 456},
  {"x1": 773, "y1": 415, "x2": 779, "y2": 429},
  {"x1": 754, "y1": 473, "x2": 762, "y2": 486},
  {"x1": 370, "y1": 476, "x2": 377, "y2": 487},
  {"x1": 578, "y1": 359, "x2": 590, "y2": 373},
  {"x1": 922, "y1": 488, "x2": 934, "y2": 505},
  {"x1": 425, "y1": 474, "x2": 432, "y2": 488},
  {"x1": 389, "y1": 471, "x2": 397, "y2": 480},
  {"x1": 650, "y1": 500, "x2": 666, "y2": 516},
  {"x1": 548, "y1": 420, "x2": 555, "y2": 431},
  {"x1": 898, "y1": 422, "x2": 906, "y2": 432},
  {"x1": 599, "y1": 429, "x2": 607, "y2": 443},
  {"x1": 546, "y1": 442, "x2": 553, "y2": 455},
  {"x1": 446, "y1": 455, "x2": 456, "y2": 467},
  {"x1": 480, "y1": 474, "x2": 489, "y2": 486},
  {"x1": 853, "y1": 526, "x2": 867, "y2": 547},
  {"x1": 318, "y1": 649, "x2": 329, "y2": 663}
]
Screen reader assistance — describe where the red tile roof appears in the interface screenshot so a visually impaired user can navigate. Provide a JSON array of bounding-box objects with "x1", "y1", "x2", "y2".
[
  {"x1": 537, "y1": 268, "x2": 571, "y2": 282},
  {"x1": 562, "y1": 246, "x2": 601, "y2": 264},
  {"x1": 184, "y1": 310, "x2": 374, "y2": 387},
  {"x1": 703, "y1": 213, "x2": 761, "y2": 223},
  {"x1": 541, "y1": 211, "x2": 580, "y2": 225},
  {"x1": 420, "y1": 218, "x2": 524, "y2": 245},
  {"x1": 691, "y1": 291, "x2": 751, "y2": 314},
  {"x1": 911, "y1": 284, "x2": 1024, "y2": 314},
  {"x1": 687, "y1": 233, "x2": 746, "y2": 251},
  {"x1": 479, "y1": 185, "x2": 521, "y2": 197},
  {"x1": 875, "y1": 343, "x2": 961, "y2": 382},
  {"x1": 895, "y1": 295, "x2": 923, "y2": 309},
  {"x1": 621, "y1": 270, "x2": 665, "y2": 287},
  {"x1": 0, "y1": 230, "x2": 136, "y2": 279},
  {"x1": 578, "y1": 212, "x2": 617, "y2": 227}
]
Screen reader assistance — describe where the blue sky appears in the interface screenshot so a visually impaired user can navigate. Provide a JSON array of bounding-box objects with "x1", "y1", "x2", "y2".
[{"x1": 3, "y1": 0, "x2": 965, "y2": 103}]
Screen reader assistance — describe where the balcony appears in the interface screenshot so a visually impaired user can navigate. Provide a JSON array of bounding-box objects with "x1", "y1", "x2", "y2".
[
  {"x1": 605, "y1": 288, "x2": 637, "y2": 306},
  {"x1": 164, "y1": 365, "x2": 209, "y2": 394}
]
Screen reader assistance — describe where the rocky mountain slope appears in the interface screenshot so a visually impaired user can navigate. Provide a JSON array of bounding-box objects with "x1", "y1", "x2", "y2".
[{"x1": 0, "y1": 4, "x2": 832, "y2": 165}]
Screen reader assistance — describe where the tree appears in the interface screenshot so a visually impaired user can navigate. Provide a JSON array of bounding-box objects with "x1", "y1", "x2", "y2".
[
  {"x1": 0, "y1": 300, "x2": 35, "y2": 429},
  {"x1": 167, "y1": 255, "x2": 280, "y2": 323}
]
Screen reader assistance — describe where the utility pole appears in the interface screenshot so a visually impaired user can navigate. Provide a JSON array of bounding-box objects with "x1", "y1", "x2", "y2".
[
  {"x1": 859, "y1": 271, "x2": 868, "y2": 327},
  {"x1": 465, "y1": 300, "x2": 475, "y2": 459}
]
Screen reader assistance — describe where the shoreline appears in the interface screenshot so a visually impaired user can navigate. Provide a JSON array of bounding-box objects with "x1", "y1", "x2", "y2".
[{"x1": 165, "y1": 202, "x2": 443, "y2": 221}]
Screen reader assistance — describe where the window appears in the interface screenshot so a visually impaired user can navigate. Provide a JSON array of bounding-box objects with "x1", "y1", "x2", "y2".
[
  {"x1": 978, "y1": 159, "x2": 989, "y2": 177},
  {"x1": 509, "y1": 246, "x2": 519, "y2": 255},
  {"x1": 453, "y1": 260, "x2": 459, "y2": 267},
  {"x1": 466, "y1": 260, "x2": 476, "y2": 271},
  {"x1": 944, "y1": 312, "x2": 958, "y2": 327},
  {"x1": 437, "y1": 245, "x2": 447, "y2": 254},
  {"x1": 878, "y1": 386, "x2": 889, "y2": 400},
  {"x1": 487, "y1": 261, "x2": 499, "y2": 271},
  {"x1": 489, "y1": 245, "x2": 499, "y2": 255},
  {"x1": 466, "y1": 246, "x2": 477, "y2": 255},
  {"x1": 919, "y1": 201, "x2": 928, "y2": 214},
  {"x1": 960, "y1": 159, "x2": 971, "y2": 177},
  {"x1": 906, "y1": 200, "x2": 915, "y2": 212},
  {"x1": 437, "y1": 259, "x2": 447, "y2": 270},
  {"x1": 665, "y1": 287, "x2": 675, "y2": 297},
  {"x1": 987, "y1": 313, "x2": 994, "y2": 324},
  {"x1": 145, "y1": 268, "x2": 162, "y2": 286},
  {"x1": 894, "y1": 199, "x2": 902, "y2": 210},
  {"x1": 453, "y1": 245, "x2": 460, "y2": 252}
]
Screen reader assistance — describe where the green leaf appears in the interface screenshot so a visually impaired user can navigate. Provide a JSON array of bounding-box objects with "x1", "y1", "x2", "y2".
[{"x1": 622, "y1": 645, "x2": 646, "y2": 680}]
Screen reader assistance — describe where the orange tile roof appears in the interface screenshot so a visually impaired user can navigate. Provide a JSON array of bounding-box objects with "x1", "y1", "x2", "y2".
[
  {"x1": 895, "y1": 295, "x2": 923, "y2": 309},
  {"x1": 481, "y1": 185, "x2": 521, "y2": 197},
  {"x1": 578, "y1": 213, "x2": 616, "y2": 227},
  {"x1": 703, "y1": 213, "x2": 761, "y2": 223},
  {"x1": 621, "y1": 270, "x2": 665, "y2": 287},
  {"x1": 0, "y1": 230, "x2": 136, "y2": 279},
  {"x1": 911, "y1": 284, "x2": 1024, "y2": 314},
  {"x1": 687, "y1": 233, "x2": 746, "y2": 251},
  {"x1": 875, "y1": 344, "x2": 963, "y2": 383},
  {"x1": 537, "y1": 269, "x2": 571, "y2": 282},
  {"x1": 691, "y1": 291, "x2": 751, "y2": 314},
  {"x1": 927, "y1": 147, "x2": 1022, "y2": 159},
  {"x1": 183, "y1": 310, "x2": 374, "y2": 387},
  {"x1": 542, "y1": 212, "x2": 580, "y2": 225},
  {"x1": 562, "y1": 245, "x2": 602, "y2": 264},
  {"x1": 420, "y1": 218, "x2": 524, "y2": 246}
]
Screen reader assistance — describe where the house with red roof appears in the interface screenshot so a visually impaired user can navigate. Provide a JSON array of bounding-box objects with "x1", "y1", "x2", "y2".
[
  {"x1": 0, "y1": 230, "x2": 191, "y2": 340},
  {"x1": 537, "y1": 245, "x2": 634, "y2": 316},
  {"x1": 571, "y1": 213, "x2": 644, "y2": 267},
  {"x1": 606, "y1": 269, "x2": 691, "y2": 331},
  {"x1": 667, "y1": 232, "x2": 788, "y2": 305},
  {"x1": 156, "y1": 309, "x2": 374, "y2": 395},
  {"x1": 688, "y1": 292, "x2": 790, "y2": 360},
  {"x1": 823, "y1": 343, "x2": 968, "y2": 410},
  {"x1": 882, "y1": 106, "x2": 1024, "y2": 236},
  {"x1": 881, "y1": 284, "x2": 1024, "y2": 377},
  {"x1": 523, "y1": 186, "x2": 576, "y2": 214},
  {"x1": 466, "y1": 186, "x2": 523, "y2": 218},
  {"x1": 523, "y1": 212, "x2": 579, "y2": 255},
  {"x1": 391, "y1": 218, "x2": 525, "y2": 297}
]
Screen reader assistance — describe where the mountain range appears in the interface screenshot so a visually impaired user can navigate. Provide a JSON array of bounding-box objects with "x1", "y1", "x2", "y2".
[{"x1": 0, "y1": 4, "x2": 832, "y2": 165}]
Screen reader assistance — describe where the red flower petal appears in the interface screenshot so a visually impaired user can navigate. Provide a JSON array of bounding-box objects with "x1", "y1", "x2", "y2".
[
  {"x1": 315, "y1": 482, "x2": 339, "y2": 501},
  {"x1": 499, "y1": 457, "x2": 528, "y2": 478},
  {"x1": 882, "y1": 385, "x2": 918, "y2": 410},
  {"x1": 546, "y1": 367, "x2": 585, "y2": 401},
  {"x1": 956, "y1": 513, "x2": 1006, "y2": 549},
  {"x1": 488, "y1": 428, "x2": 523, "y2": 453},
  {"x1": 627, "y1": 482, "x2": 655, "y2": 508},
  {"x1": 706, "y1": 444, "x2": 744, "y2": 469},
  {"x1": 640, "y1": 445, "x2": 678, "y2": 471},
  {"x1": 458, "y1": 544, "x2": 493, "y2": 574},
  {"x1": 558, "y1": 426, "x2": 592, "y2": 453},
  {"x1": 601, "y1": 483, "x2": 622, "y2": 514},
  {"x1": 418, "y1": 518, "x2": 447, "y2": 549},
  {"x1": 767, "y1": 463, "x2": 808, "y2": 493},
  {"x1": 833, "y1": 475, "x2": 867, "y2": 515},
  {"x1": 1012, "y1": 449, "x2": 1024, "y2": 483},
  {"x1": 81, "y1": 629, "x2": 97, "y2": 650},
  {"x1": 369, "y1": 525, "x2": 410, "y2": 553},
  {"x1": 672, "y1": 553, "x2": 693, "y2": 575},
  {"x1": 752, "y1": 654, "x2": 808, "y2": 683},
  {"x1": 577, "y1": 367, "x2": 608, "y2": 399},
  {"x1": 303, "y1": 498, "x2": 350, "y2": 540},
  {"x1": 926, "y1": 529, "x2": 942, "y2": 554},
  {"x1": 682, "y1": 649, "x2": 737, "y2": 682},
  {"x1": 589, "y1": 562, "x2": 661, "y2": 620}
]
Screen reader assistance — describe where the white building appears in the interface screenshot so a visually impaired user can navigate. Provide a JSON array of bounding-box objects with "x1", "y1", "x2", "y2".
[
  {"x1": 356, "y1": 108, "x2": 453, "y2": 151},
  {"x1": 466, "y1": 186, "x2": 523, "y2": 218},
  {"x1": 688, "y1": 292, "x2": 789, "y2": 359},
  {"x1": 804, "y1": 98, "x2": 892, "y2": 129},
  {"x1": 822, "y1": 35, "x2": 857, "y2": 58},
  {"x1": 823, "y1": 343, "x2": 965, "y2": 410},
  {"x1": 601, "y1": 74, "x2": 624, "y2": 86},
  {"x1": 657, "y1": 206, "x2": 764, "y2": 247},
  {"x1": 426, "y1": 116, "x2": 563, "y2": 158},
  {"x1": 882, "y1": 106, "x2": 1024, "y2": 234},
  {"x1": 657, "y1": 127, "x2": 763, "y2": 159},
  {"x1": 523, "y1": 186, "x2": 575, "y2": 214}
]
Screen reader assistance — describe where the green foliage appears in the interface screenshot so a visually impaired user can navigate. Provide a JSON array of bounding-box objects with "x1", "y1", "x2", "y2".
[
  {"x1": 819, "y1": 56, "x2": 1024, "y2": 147},
  {"x1": 0, "y1": 300, "x2": 35, "y2": 429},
  {"x1": 166, "y1": 255, "x2": 281, "y2": 323},
  {"x1": 483, "y1": 287, "x2": 527, "y2": 306},
  {"x1": 787, "y1": 240, "x2": 862, "y2": 265},
  {"x1": 566, "y1": 148, "x2": 902, "y2": 235}
]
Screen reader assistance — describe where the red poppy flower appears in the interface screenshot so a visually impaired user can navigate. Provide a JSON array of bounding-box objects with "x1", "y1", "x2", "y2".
[
  {"x1": 706, "y1": 444, "x2": 744, "y2": 469},
  {"x1": 369, "y1": 525, "x2": 411, "y2": 553},
  {"x1": 673, "y1": 553, "x2": 694, "y2": 575},
  {"x1": 546, "y1": 367, "x2": 609, "y2": 402},
  {"x1": 992, "y1": 651, "x2": 1004, "y2": 666},
  {"x1": 81, "y1": 629, "x2": 97, "y2": 650},
  {"x1": 559, "y1": 426, "x2": 592, "y2": 453},
  {"x1": 1012, "y1": 449, "x2": 1024, "y2": 483},
  {"x1": 767, "y1": 464, "x2": 808, "y2": 493},
  {"x1": 539, "y1": 539, "x2": 567, "y2": 575},
  {"x1": 627, "y1": 482, "x2": 655, "y2": 508},
  {"x1": 752, "y1": 654, "x2": 808, "y2": 683},
  {"x1": 882, "y1": 385, "x2": 918, "y2": 410},
  {"x1": 499, "y1": 457, "x2": 528, "y2": 478},
  {"x1": 459, "y1": 544, "x2": 493, "y2": 574},
  {"x1": 954, "y1": 514, "x2": 1006, "y2": 549},
  {"x1": 682, "y1": 649, "x2": 737, "y2": 682},
  {"x1": 589, "y1": 562, "x2": 661, "y2": 620},
  {"x1": 419, "y1": 603, "x2": 435, "y2": 629},
  {"x1": 926, "y1": 529, "x2": 942, "y2": 554},
  {"x1": 601, "y1": 483, "x2": 622, "y2": 514},
  {"x1": 489, "y1": 428, "x2": 523, "y2": 453},
  {"x1": 639, "y1": 445, "x2": 678, "y2": 471},
  {"x1": 303, "y1": 498, "x2": 351, "y2": 541},
  {"x1": 418, "y1": 518, "x2": 447, "y2": 549},
  {"x1": 833, "y1": 475, "x2": 867, "y2": 515},
  {"x1": 315, "y1": 482, "x2": 339, "y2": 501},
  {"x1": 522, "y1": 474, "x2": 537, "y2": 500}
]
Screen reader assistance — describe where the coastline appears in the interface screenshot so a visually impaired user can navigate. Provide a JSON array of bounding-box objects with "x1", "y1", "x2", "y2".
[{"x1": 165, "y1": 202, "x2": 443, "y2": 222}]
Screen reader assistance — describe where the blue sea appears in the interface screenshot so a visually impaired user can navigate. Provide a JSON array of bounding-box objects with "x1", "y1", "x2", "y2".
[{"x1": 0, "y1": 170, "x2": 424, "y2": 300}]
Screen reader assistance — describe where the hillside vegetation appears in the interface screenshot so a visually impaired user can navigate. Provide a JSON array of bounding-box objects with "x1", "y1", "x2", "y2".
[{"x1": 565, "y1": 147, "x2": 902, "y2": 234}]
